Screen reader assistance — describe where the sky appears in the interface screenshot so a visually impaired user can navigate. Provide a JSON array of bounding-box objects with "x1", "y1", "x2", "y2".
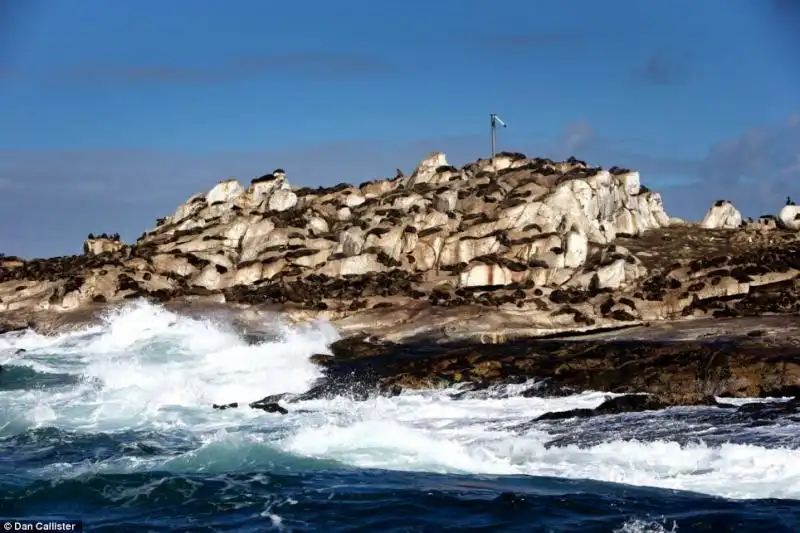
[{"x1": 0, "y1": 0, "x2": 799, "y2": 258}]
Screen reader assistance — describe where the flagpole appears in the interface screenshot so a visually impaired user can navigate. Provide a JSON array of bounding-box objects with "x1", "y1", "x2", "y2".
[{"x1": 490, "y1": 114, "x2": 497, "y2": 158}]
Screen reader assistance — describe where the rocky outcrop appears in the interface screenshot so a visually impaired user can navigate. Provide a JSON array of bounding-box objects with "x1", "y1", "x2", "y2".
[
  {"x1": 83, "y1": 237, "x2": 125, "y2": 256},
  {"x1": 533, "y1": 394, "x2": 720, "y2": 422},
  {"x1": 743, "y1": 215, "x2": 779, "y2": 233},
  {"x1": 700, "y1": 200, "x2": 742, "y2": 229},
  {"x1": 1, "y1": 151, "x2": 800, "y2": 343},
  {"x1": 282, "y1": 315, "x2": 800, "y2": 403},
  {"x1": 778, "y1": 204, "x2": 800, "y2": 230}
]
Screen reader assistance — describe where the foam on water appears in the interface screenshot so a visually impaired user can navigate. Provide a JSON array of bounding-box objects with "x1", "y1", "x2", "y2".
[
  {"x1": 2, "y1": 300, "x2": 800, "y2": 502},
  {"x1": 614, "y1": 519, "x2": 678, "y2": 533},
  {"x1": 1, "y1": 300, "x2": 333, "y2": 434}
]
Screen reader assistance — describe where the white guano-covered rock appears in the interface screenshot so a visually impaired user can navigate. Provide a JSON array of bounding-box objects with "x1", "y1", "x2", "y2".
[
  {"x1": 307, "y1": 216, "x2": 330, "y2": 234},
  {"x1": 239, "y1": 219, "x2": 276, "y2": 263},
  {"x1": 268, "y1": 189, "x2": 298, "y2": 212},
  {"x1": 618, "y1": 171, "x2": 641, "y2": 195},
  {"x1": 778, "y1": 204, "x2": 800, "y2": 230},
  {"x1": 336, "y1": 207, "x2": 352, "y2": 221},
  {"x1": 318, "y1": 254, "x2": 385, "y2": 277},
  {"x1": 83, "y1": 238, "x2": 124, "y2": 256},
  {"x1": 192, "y1": 264, "x2": 229, "y2": 290},
  {"x1": 171, "y1": 194, "x2": 207, "y2": 224},
  {"x1": 62, "y1": 151, "x2": 692, "y2": 314},
  {"x1": 595, "y1": 259, "x2": 627, "y2": 290},
  {"x1": 459, "y1": 263, "x2": 513, "y2": 287},
  {"x1": 488, "y1": 169, "x2": 670, "y2": 247},
  {"x1": 563, "y1": 230, "x2": 589, "y2": 269},
  {"x1": 249, "y1": 176, "x2": 287, "y2": 206},
  {"x1": 405, "y1": 152, "x2": 448, "y2": 188},
  {"x1": 207, "y1": 179, "x2": 245, "y2": 205},
  {"x1": 343, "y1": 192, "x2": 366, "y2": 208},
  {"x1": 340, "y1": 227, "x2": 366, "y2": 257},
  {"x1": 700, "y1": 201, "x2": 742, "y2": 229},
  {"x1": 434, "y1": 190, "x2": 458, "y2": 213}
]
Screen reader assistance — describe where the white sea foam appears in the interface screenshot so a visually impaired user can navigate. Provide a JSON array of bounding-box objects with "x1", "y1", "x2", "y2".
[
  {"x1": 614, "y1": 518, "x2": 678, "y2": 533},
  {"x1": 1, "y1": 300, "x2": 333, "y2": 433},
  {"x1": 2, "y1": 300, "x2": 800, "y2": 501}
]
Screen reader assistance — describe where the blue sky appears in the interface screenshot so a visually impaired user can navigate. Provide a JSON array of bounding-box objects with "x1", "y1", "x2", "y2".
[{"x1": 1, "y1": 0, "x2": 798, "y2": 258}]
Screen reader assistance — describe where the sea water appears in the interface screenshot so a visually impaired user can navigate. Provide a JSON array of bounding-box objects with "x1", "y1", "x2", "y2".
[{"x1": 1, "y1": 300, "x2": 798, "y2": 532}]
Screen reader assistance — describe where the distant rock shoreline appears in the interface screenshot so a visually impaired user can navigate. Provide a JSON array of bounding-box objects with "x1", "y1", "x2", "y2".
[{"x1": 2, "y1": 150, "x2": 800, "y2": 410}]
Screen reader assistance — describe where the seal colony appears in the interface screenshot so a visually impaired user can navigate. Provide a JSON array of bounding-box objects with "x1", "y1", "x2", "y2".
[{"x1": 2, "y1": 150, "x2": 800, "y2": 417}]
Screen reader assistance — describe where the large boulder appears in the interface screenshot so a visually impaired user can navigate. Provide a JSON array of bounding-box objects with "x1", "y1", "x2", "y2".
[
  {"x1": 249, "y1": 171, "x2": 289, "y2": 207},
  {"x1": 404, "y1": 152, "x2": 448, "y2": 188},
  {"x1": 700, "y1": 200, "x2": 742, "y2": 229},
  {"x1": 778, "y1": 204, "x2": 800, "y2": 230},
  {"x1": 268, "y1": 189, "x2": 298, "y2": 212},
  {"x1": 83, "y1": 237, "x2": 124, "y2": 256},
  {"x1": 206, "y1": 179, "x2": 245, "y2": 205}
]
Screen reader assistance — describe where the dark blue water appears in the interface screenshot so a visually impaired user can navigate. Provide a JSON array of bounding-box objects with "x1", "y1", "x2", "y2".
[
  {"x1": 2, "y1": 437, "x2": 799, "y2": 533},
  {"x1": 2, "y1": 303, "x2": 799, "y2": 532}
]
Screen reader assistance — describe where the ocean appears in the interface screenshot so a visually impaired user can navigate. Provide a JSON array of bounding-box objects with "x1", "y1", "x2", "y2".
[{"x1": 1, "y1": 301, "x2": 799, "y2": 532}]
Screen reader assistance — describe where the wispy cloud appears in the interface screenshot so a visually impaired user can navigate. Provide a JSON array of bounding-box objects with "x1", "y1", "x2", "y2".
[
  {"x1": 0, "y1": 177, "x2": 20, "y2": 190},
  {"x1": 2, "y1": 52, "x2": 391, "y2": 85},
  {"x1": 568, "y1": 114, "x2": 800, "y2": 191},
  {"x1": 574, "y1": 114, "x2": 800, "y2": 219},
  {"x1": 554, "y1": 121, "x2": 595, "y2": 154},
  {"x1": 633, "y1": 53, "x2": 691, "y2": 85},
  {"x1": 697, "y1": 114, "x2": 800, "y2": 186}
]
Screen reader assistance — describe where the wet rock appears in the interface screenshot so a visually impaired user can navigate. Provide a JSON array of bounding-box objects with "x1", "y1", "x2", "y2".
[
  {"x1": 0, "y1": 321, "x2": 28, "y2": 335},
  {"x1": 730, "y1": 398, "x2": 800, "y2": 422},
  {"x1": 212, "y1": 402, "x2": 239, "y2": 410},
  {"x1": 248, "y1": 400, "x2": 289, "y2": 414},
  {"x1": 534, "y1": 393, "x2": 719, "y2": 421},
  {"x1": 303, "y1": 332, "x2": 800, "y2": 407},
  {"x1": 519, "y1": 380, "x2": 579, "y2": 398}
]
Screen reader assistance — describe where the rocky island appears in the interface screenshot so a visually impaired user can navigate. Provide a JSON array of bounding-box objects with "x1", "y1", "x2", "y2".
[{"x1": 2, "y1": 151, "x2": 800, "y2": 416}]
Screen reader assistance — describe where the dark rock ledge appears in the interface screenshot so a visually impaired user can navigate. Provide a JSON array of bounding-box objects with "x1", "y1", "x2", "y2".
[{"x1": 218, "y1": 316, "x2": 800, "y2": 422}]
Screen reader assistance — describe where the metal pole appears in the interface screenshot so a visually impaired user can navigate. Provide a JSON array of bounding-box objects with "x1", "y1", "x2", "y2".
[{"x1": 490, "y1": 114, "x2": 496, "y2": 159}]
